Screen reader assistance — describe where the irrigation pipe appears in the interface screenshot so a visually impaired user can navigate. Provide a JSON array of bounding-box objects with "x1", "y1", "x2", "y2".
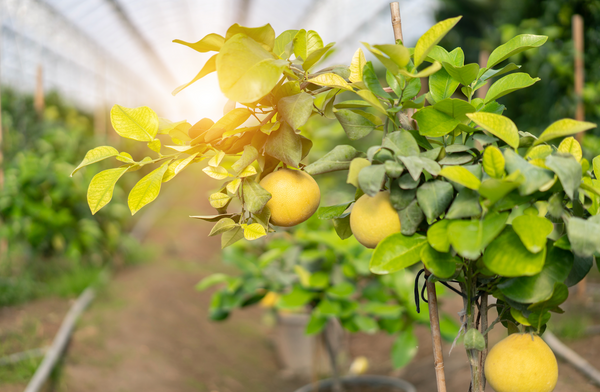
[{"x1": 543, "y1": 330, "x2": 600, "y2": 386}]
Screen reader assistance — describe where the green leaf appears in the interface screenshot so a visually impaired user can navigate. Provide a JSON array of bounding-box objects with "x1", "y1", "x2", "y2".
[
  {"x1": 334, "y1": 109, "x2": 376, "y2": 140},
  {"x1": 232, "y1": 145, "x2": 259, "y2": 175},
  {"x1": 433, "y1": 98, "x2": 476, "y2": 122},
  {"x1": 373, "y1": 44, "x2": 410, "y2": 68},
  {"x1": 173, "y1": 33, "x2": 224, "y2": 53},
  {"x1": 221, "y1": 226, "x2": 244, "y2": 249},
  {"x1": 399, "y1": 156, "x2": 440, "y2": 180},
  {"x1": 347, "y1": 158, "x2": 371, "y2": 187},
  {"x1": 87, "y1": 166, "x2": 130, "y2": 214},
  {"x1": 264, "y1": 122, "x2": 303, "y2": 168},
  {"x1": 71, "y1": 146, "x2": 119, "y2": 176},
  {"x1": 416, "y1": 181, "x2": 454, "y2": 221},
  {"x1": 535, "y1": 119, "x2": 597, "y2": 146},
  {"x1": 593, "y1": 156, "x2": 600, "y2": 179},
  {"x1": 448, "y1": 212, "x2": 509, "y2": 260},
  {"x1": 512, "y1": 215, "x2": 554, "y2": 254},
  {"x1": 358, "y1": 165, "x2": 386, "y2": 197},
  {"x1": 305, "y1": 313, "x2": 328, "y2": 335},
  {"x1": 442, "y1": 62, "x2": 479, "y2": 86},
  {"x1": 446, "y1": 188, "x2": 482, "y2": 219},
  {"x1": 504, "y1": 150, "x2": 554, "y2": 195},
  {"x1": 427, "y1": 220, "x2": 451, "y2": 252},
  {"x1": 278, "y1": 92, "x2": 313, "y2": 130},
  {"x1": 391, "y1": 327, "x2": 418, "y2": 369},
  {"x1": 209, "y1": 218, "x2": 237, "y2": 236},
  {"x1": 399, "y1": 62, "x2": 442, "y2": 78},
  {"x1": 226, "y1": 23, "x2": 275, "y2": 51},
  {"x1": 195, "y1": 273, "x2": 231, "y2": 291},
  {"x1": 370, "y1": 233, "x2": 428, "y2": 274},
  {"x1": 564, "y1": 254, "x2": 594, "y2": 287},
  {"x1": 278, "y1": 286, "x2": 314, "y2": 308},
  {"x1": 484, "y1": 73, "x2": 540, "y2": 104},
  {"x1": 354, "y1": 315, "x2": 378, "y2": 333},
  {"x1": 303, "y1": 42, "x2": 335, "y2": 71},
  {"x1": 567, "y1": 217, "x2": 600, "y2": 257},
  {"x1": 545, "y1": 154, "x2": 582, "y2": 200},
  {"x1": 483, "y1": 146, "x2": 505, "y2": 179},
  {"x1": 479, "y1": 63, "x2": 521, "y2": 81},
  {"x1": 307, "y1": 73, "x2": 352, "y2": 91},
  {"x1": 356, "y1": 90, "x2": 387, "y2": 114},
  {"x1": 293, "y1": 29, "x2": 323, "y2": 60},
  {"x1": 128, "y1": 160, "x2": 170, "y2": 215},
  {"x1": 349, "y1": 48, "x2": 367, "y2": 83},
  {"x1": 413, "y1": 16, "x2": 462, "y2": 67},
  {"x1": 333, "y1": 214, "x2": 353, "y2": 240},
  {"x1": 390, "y1": 186, "x2": 416, "y2": 211},
  {"x1": 557, "y1": 137, "x2": 583, "y2": 162},
  {"x1": 362, "y1": 61, "x2": 392, "y2": 99},
  {"x1": 163, "y1": 152, "x2": 199, "y2": 183},
  {"x1": 110, "y1": 104, "x2": 158, "y2": 142},
  {"x1": 317, "y1": 202, "x2": 352, "y2": 219},
  {"x1": 383, "y1": 130, "x2": 420, "y2": 157},
  {"x1": 464, "y1": 328, "x2": 486, "y2": 351},
  {"x1": 217, "y1": 33, "x2": 287, "y2": 103},
  {"x1": 327, "y1": 282, "x2": 355, "y2": 298},
  {"x1": 242, "y1": 179, "x2": 271, "y2": 214},
  {"x1": 172, "y1": 54, "x2": 217, "y2": 95},
  {"x1": 439, "y1": 166, "x2": 481, "y2": 190},
  {"x1": 304, "y1": 145, "x2": 363, "y2": 175},
  {"x1": 399, "y1": 199, "x2": 424, "y2": 236},
  {"x1": 421, "y1": 244, "x2": 457, "y2": 279},
  {"x1": 499, "y1": 244, "x2": 572, "y2": 303},
  {"x1": 273, "y1": 29, "x2": 298, "y2": 58},
  {"x1": 362, "y1": 42, "x2": 400, "y2": 74},
  {"x1": 487, "y1": 34, "x2": 548, "y2": 69},
  {"x1": 413, "y1": 106, "x2": 460, "y2": 137},
  {"x1": 429, "y1": 68, "x2": 460, "y2": 102},
  {"x1": 483, "y1": 226, "x2": 546, "y2": 277},
  {"x1": 528, "y1": 282, "x2": 569, "y2": 312},
  {"x1": 466, "y1": 112, "x2": 519, "y2": 149}
]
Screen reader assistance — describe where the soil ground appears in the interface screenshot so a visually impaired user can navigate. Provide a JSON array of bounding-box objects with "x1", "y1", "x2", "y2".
[{"x1": 1, "y1": 170, "x2": 600, "y2": 392}]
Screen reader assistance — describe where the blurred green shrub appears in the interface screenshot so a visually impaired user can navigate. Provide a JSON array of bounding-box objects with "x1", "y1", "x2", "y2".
[{"x1": 0, "y1": 89, "x2": 140, "y2": 305}]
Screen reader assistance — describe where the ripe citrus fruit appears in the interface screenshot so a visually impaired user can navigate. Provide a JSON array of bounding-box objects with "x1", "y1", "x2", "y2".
[
  {"x1": 485, "y1": 333, "x2": 558, "y2": 392},
  {"x1": 259, "y1": 168, "x2": 320, "y2": 227},
  {"x1": 350, "y1": 191, "x2": 401, "y2": 249}
]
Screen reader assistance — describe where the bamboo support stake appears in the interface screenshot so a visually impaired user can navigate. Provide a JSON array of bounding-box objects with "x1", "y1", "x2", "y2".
[
  {"x1": 425, "y1": 272, "x2": 447, "y2": 392},
  {"x1": 34, "y1": 65, "x2": 45, "y2": 118},
  {"x1": 390, "y1": 2, "x2": 403, "y2": 44}
]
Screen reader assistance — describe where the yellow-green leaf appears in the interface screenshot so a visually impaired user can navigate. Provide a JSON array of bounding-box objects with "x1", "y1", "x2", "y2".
[
  {"x1": 373, "y1": 44, "x2": 410, "y2": 68},
  {"x1": 158, "y1": 118, "x2": 188, "y2": 134},
  {"x1": 356, "y1": 90, "x2": 386, "y2": 115},
  {"x1": 294, "y1": 265, "x2": 311, "y2": 287},
  {"x1": 209, "y1": 218, "x2": 237, "y2": 236},
  {"x1": 168, "y1": 122, "x2": 192, "y2": 144},
  {"x1": 243, "y1": 223, "x2": 267, "y2": 240},
  {"x1": 398, "y1": 61, "x2": 442, "y2": 78},
  {"x1": 128, "y1": 160, "x2": 171, "y2": 215},
  {"x1": 217, "y1": 34, "x2": 287, "y2": 104},
  {"x1": 349, "y1": 48, "x2": 366, "y2": 83},
  {"x1": 226, "y1": 178, "x2": 242, "y2": 194},
  {"x1": 307, "y1": 73, "x2": 353, "y2": 91},
  {"x1": 71, "y1": 146, "x2": 119, "y2": 176},
  {"x1": 87, "y1": 166, "x2": 129, "y2": 215},
  {"x1": 347, "y1": 158, "x2": 371, "y2": 187},
  {"x1": 204, "y1": 108, "x2": 251, "y2": 142},
  {"x1": 110, "y1": 104, "x2": 158, "y2": 142},
  {"x1": 209, "y1": 192, "x2": 232, "y2": 209},
  {"x1": 147, "y1": 139, "x2": 161, "y2": 153},
  {"x1": 163, "y1": 153, "x2": 199, "y2": 183},
  {"x1": 439, "y1": 166, "x2": 481, "y2": 190},
  {"x1": 293, "y1": 29, "x2": 323, "y2": 60},
  {"x1": 172, "y1": 54, "x2": 217, "y2": 96},
  {"x1": 208, "y1": 151, "x2": 226, "y2": 167},
  {"x1": 173, "y1": 33, "x2": 224, "y2": 53},
  {"x1": 466, "y1": 112, "x2": 519, "y2": 149},
  {"x1": 535, "y1": 119, "x2": 597, "y2": 146},
  {"x1": 203, "y1": 165, "x2": 230, "y2": 180},
  {"x1": 482, "y1": 146, "x2": 505, "y2": 179},
  {"x1": 413, "y1": 16, "x2": 462, "y2": 67},
  {"x1": 557, "y1": 136, "x2": 582, "y2": 162},
  {"x1": 225, "y1": 23, "x2": 275, "y2": 51},
  {"x1": 594, "y1": 156, "x2": 600, "y2": 179},
  {"x1": 526, "y1": 145, "x2": 553, "y2": 160},
  {"x1": 116, "y1": 152, "x2": 134, "y2": 163},
  {"x1": 239, "y1": 165, "x2": 257, "y2": 177}
]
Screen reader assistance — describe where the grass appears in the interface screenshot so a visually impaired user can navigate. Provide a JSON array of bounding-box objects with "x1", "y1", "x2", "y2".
[
  {"x1": 549, "y1": 311, "x2": 592, "y2": 341},
  {"x1": 0, "y1": 318, "x2": 43, "y2": 384}
]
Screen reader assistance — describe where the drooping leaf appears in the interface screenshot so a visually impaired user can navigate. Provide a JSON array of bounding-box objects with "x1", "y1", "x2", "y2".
[
  {"x1": 278, "y1": 92, "x2": 313, "y2": 130},
  {"x1": 567, "y1": 217, "x2": 600, "y2": 257},
  {"x1": 442, "y1": 62, "x2": 479, "y2": 86},
  {"x1": 466, "y1": 112, "x2": 519, "y2": 149},
  {"x1": 356, "y1": 90, "x2": 387, "y2": 114},
  {"x1": 439, "y1": 166, "x2": 481, "y2": 190},
  {"x1": 545, "y1": 154, "x2": 582, "y2": 200},
  {"x1": 217, "y1": 34, "x2": 287, "y2": 103},
  {"x1": 209, "y1": 218, "x2": 237, "y2": 236},
  {"x1": 358, "y1": 165, "x2": 386, "y2": 197},
  {"x1": 483, "y1": 226, "x2": 546, "y2": 277},
  {"x1": 335, "y1": 109, "x2": 376, "y2": 140},
  {"x1": 370, "y1": 233, "x2": 428, "y2": 274},
  {"x1": 172, "y1": 54, "x2": 217, "y2": 95},
  {"x1": 110, "y1": 104, "x2": 158, "y2": 142},
  {"x1": 399, "y1": 199, "x2": 424, "y2": 236},
  {"x1": 511, "y1": 215, "x2": 554, "y2": 254},
  {"x1": 305, "y1": 145, "x2": 363, "y2": 175},
  {"x1": 390, "y1": 186, "x2": 416, "y2": 211},
  {"x1": 362, "y1": 42, "x2": 400, "y2": 74},
  {"x1": 173, "y1": 33, "x2": 224, "y2": 53},
  {"x1": 232, "y1": 145, "x2": 259, "y2": 175},
  {"x1": 413, "y1": 16, "x2": 462, "y2": 67},
  {"x1": 87, "y1": 166, "x2": 130, "y2": 214},
  {"x1": 226, "y1": 23, "x2": 275, "y2": 51},
  {"x1": 448, "y1": 212, "x2": 509, "y2": 259},
  {"x1": 483, "y1": 145, "x2": 505, "y2": 179},
  {"x1": 374, "y1": 44, "x2": 410, "y2": 68},
  {"x1": 128, "y1": 160, "x2": 171, "y2": 215},
  {"x1": 317, "y1": 202, "x2": 352, "y2": 220},
  {"x1": 564, "y1": 254, "x2": 594, "y2": 287},
  {"x1": 486, "y1": 34, "x2": 548, "y2": 69},
  {"x1": 534, "y1": 119, "x2": 597, "y2": 146},
  {"x1": 71, "y1": 146, "x2": 119, "y2": 176},
  {"x1": 399, "y1": 62, "x2": 442, "y2": 78},
  {"x1": 264, "y1": 123, "x2": 303, "y2": 168},
  {"x1": 484, "y1": 73, "x2": 540, "y2": 103},
  {"x1": 347, "y1": 158, "x2": 371, "y2": 187},
  {"x1": 416, "y1": 181, "x2": 454, "y2": 221},
  {"x1": 242, "y1": 179, "x2": 272, "y2": 214},
  {"x1": 333, "y1": 214, "x2": 353, "y2": 240},
  {"x1": 163, "y1": 152, "x2": 199, "y2": 182}
]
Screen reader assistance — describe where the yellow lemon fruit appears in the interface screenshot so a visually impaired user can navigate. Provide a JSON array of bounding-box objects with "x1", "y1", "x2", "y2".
[
  {"x1": 350, "y1": 191, "x2": 401, "y2": 249},
  {"x1": 259, "y1": 168, "x2": 320, "y2": 227},
  {"x1": 485, "y1": 333, "x2": 558, "y2": 392}
]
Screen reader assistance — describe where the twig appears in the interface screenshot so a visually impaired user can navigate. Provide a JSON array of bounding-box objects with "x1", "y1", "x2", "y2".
[
  {"x1": 322, "y1": 321, "x2": 344, "y2": 392},
  {"x1": 479, "y1": 294, "x2": 488, "y2": 390},
  {"x1": 543, "y1": 330, "x2": 600, "y2": 386},
  {"x1": 426, "y1": 272, "x2": 447, "y2": 392}
]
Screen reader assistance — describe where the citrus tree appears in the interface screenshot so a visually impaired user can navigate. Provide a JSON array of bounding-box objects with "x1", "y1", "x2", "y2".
[{"x1": 74, "y1": 14, "x2": 600, "y2": 392}]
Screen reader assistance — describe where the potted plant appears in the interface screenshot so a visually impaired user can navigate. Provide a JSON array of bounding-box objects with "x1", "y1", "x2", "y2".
[{"x1": 74, "y1": 4, "x2": 600, "y2": 391}]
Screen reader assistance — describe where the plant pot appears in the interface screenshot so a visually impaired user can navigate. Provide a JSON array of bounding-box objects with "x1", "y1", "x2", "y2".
[{"x1": 293, "y1": 375, "x2": 417, "y2": 392}]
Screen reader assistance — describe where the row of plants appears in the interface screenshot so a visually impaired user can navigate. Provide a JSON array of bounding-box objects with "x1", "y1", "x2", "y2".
[
  {"x1": 76, "y1": 14, "x2": 600, "y2": 392},
  {"x1": 0, "y1": 89, "x2": 141, "y2": 306}
]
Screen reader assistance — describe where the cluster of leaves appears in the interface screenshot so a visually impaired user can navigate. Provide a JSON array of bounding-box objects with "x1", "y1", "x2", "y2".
[
  {"x1": 197, "y1": 216, "x2": 459, "y2": 369},
  {"x1": 0, "y1": 89, "x2": 139, "y2": 305},
  {"x1": 302, "y1": 19, "x2": 600, "y2": 338}
]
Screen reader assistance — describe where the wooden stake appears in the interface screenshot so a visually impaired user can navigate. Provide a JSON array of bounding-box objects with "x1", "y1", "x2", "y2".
[
  {"x1": 425, "y1": 272, "x2": 447, "y2": 392},
  {"x1": 390, "y1": 2, "x2": 403, "y2": 43},
  {"x1": 573, "y1": 14, "x2": 585, "y2": 127},
  {"x1": 34, "y1": 64, "x2": 45, "y2": 118}
]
